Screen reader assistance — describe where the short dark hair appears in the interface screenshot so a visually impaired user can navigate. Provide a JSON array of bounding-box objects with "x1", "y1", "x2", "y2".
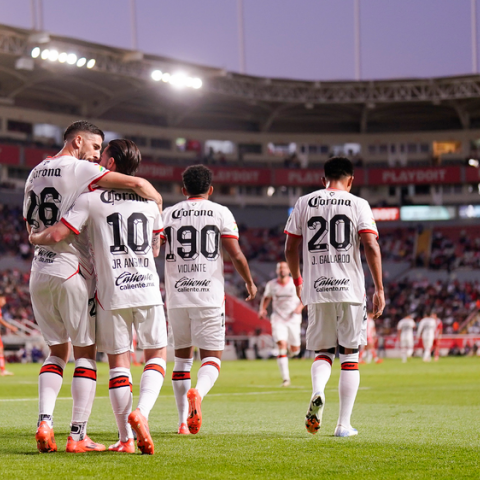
[
  {"x1": 182, "y1": 165, "x2": 213, "y2": 195},
  {"x1": 106, "y1": 139, "x2": 142, "y2": 176},
  {"x1": 63, "y1": 121, "x2": 105, "y2": 142},
  {"x1": 324, "y1": 156, "x2": 354, "y2": 180}
]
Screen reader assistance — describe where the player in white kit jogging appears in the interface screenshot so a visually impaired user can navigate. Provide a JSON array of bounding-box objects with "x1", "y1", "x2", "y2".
[
  {"x1": 259, "y1": 262, "x2": 303, "y2": 386},
  {"x1": 25, "y1": 122, "x2": 162, "y2": 453},
  {"x1": 397, "y1": 314, "x2": 416, "y2": 362},
  {"x1": 162, "y1": 165, "x2": 257, "y2": 435},
  {"x1": 284, "y1": 156, "x2": 384, "y2": 437},
  {"x1": 30, "y1": 139, "x2": 167, "y2": 455},
  {"x1": 417, "y1": 313, "x2": 438, "y2": 362}
]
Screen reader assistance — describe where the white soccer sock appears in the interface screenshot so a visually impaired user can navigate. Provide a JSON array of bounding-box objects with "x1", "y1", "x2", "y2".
[
  {"x1": 38, "y1": 356, "x2": 66, "y2": 428},
  {"x1": 109, "y1": 367, "x2": 134, "y2": 442},
  {"x1": 401, "y1": 348, "x2": 407, "y2": 363},
  {"x1": 337, "y1": 353, "x2": 360, "y2": 429},
  {"x1": 71, "y1": 358, "x2": 97, "y2": 431},
  {"x1": 196, "y1": 357, "x2": 221, "y2": 400},
  {"x1": 172, "y1": 357, "x2": 193, "y2": 426},
  {"x1": 137, "y1": 358, "x2": 166, "y2": 420},
  {"x1": 311, "y1": 352, "x2": 334, "y2": 394},
  {"x1": 277, "y1": 349, "x2": 290, "y2": 382}
]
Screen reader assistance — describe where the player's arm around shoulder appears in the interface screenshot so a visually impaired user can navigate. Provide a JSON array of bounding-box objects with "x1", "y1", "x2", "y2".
[
  {"x1": 96, "y1": 173, "x2": 163, "y2": 212},
  {"x1": 29, "y1": 222, "x2": 72, "y2": 246},
  {"x1": 222, "y1": 237, "x2": 257, "y2": 301},
  {"x1": 360, "y1": 231, "x2": 385, "y2": 319}
]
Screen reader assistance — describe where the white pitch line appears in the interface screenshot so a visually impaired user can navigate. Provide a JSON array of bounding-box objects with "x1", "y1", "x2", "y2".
[{"x1": 0, "y1": 386, "x2": 369, "y2": 402}]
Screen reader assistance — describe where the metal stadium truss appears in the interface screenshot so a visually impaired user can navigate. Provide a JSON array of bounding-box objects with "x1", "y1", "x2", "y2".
[{"x1": 1, "y1": 24, "x2": 480, "y2": 133}]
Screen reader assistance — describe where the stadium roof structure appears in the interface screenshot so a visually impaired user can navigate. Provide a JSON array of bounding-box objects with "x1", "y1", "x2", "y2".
[{"x1": 1, "y1": 23, "x2": 480, "y2": 134}]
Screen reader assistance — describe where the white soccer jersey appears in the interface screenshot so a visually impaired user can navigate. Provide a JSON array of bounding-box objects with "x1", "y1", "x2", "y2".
[
  {"x1": 417, "y1": 317, "x2": 437, "y2": 340},
  {"x1": 285, "y1": 188, "x2": 378, "y2": 306},
  {"x1": 397, "y1": 317, "x2": 416, "y2": 341},
  {"x1": 264, "y1": 278, "x2": 301, "y2": 321},
  {"x1": 61, "y1": 188, "x2": 163, "y2": 310},
  {"x1": 162, "y1": 197, "x2": 238, "y2": 309},
  {"x1": 23, "y1": 155, "x2": 109, "y2": 278}
]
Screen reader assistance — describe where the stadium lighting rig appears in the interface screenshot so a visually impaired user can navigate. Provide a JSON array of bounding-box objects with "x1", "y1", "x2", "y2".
[
  {"x1": 31, "y1": 46, "x2": 96, "y2": 69},
  {"x1": 150, "y1": 69, "x2": 202, "y2": 89}
]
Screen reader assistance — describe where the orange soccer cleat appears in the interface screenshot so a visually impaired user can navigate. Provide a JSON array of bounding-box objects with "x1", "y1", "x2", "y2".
[
  {"x1": 177, "y1": 423, "x2": 190, "y2": 435},
  {"x1": 305, "y1": 392, "x2": 325, "y2": 435},
  {"x1": 35, "y1": 421, "x2": 57, "y2": 453},
  {"x1": 108, "y1": 438, "x2": 135, "y2": 453},
  {"x1": 128, "y1": 408, "x2": 154, "y2": 455},
  {"x1": 187, "y1": 388, "x2": 202, "y2": 434},
  {"x1": 66, "y1": 436, "x2": 106, "y2": 453}
]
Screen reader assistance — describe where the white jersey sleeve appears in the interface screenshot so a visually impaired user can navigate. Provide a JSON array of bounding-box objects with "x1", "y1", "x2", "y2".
[
  {"x1": 23, "y1": 156, "x2": 109, "y2": 278},
  {"x1": 162, "y1": 198, "x2": 238, "y2": 309},
  {"x1": 285, "y1": 188, "x2": 378, "y2": 306},
  {"x1": 62, "y1": 188, "x2": 163, "y2": 310}
]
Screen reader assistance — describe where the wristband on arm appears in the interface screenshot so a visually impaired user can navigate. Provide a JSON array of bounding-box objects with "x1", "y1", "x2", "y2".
[{"x1": 293, "y1": 276, "x2": 303, "y2": 287}]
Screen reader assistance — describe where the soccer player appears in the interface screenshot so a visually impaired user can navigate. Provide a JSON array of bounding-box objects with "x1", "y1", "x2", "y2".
[
  {"x1": 162, "y1": 165, "x2": 257, "y2": 435},
  {"x1": 30, "y1": 139, "x2": 167, "y2": 455},
  {"x1": 359, "y1": 313, "x2": 383, "y2": 364},
  {"x1": 259, "y1": 261, "x2": 303, "y2": 386},
  {"x1": 0, "y1": 291, "x2": 18, "y2": 376},
  {"x1": 433, "y1": 314, "x2": 443, "y2": 361},
  {"x1": 417, "y1": 313, "x2": 438, "y2": 362},
  {"x1": 24, "y1": 121, "x2": 162, "y2": 453},
  {"x1": 397, "y1": 313, "x2": 416, "y2": 363},
  {"x1": 284, "y1": 156, "x2": 384, "y2": 437}
]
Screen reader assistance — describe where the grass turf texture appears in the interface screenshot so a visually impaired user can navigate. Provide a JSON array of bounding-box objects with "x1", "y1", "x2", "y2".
[{"x1": 0, "y1": 358, "x2": 479, "y2": 479}]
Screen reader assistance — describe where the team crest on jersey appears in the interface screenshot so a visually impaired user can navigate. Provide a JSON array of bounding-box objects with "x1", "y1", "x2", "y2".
[{"x1": 329, "y1": 192, "x2": 335, "y2": 196}]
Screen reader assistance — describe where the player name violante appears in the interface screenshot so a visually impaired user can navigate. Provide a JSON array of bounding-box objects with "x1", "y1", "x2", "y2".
[
  {"x1": 311, "y1": 254, "x2": 350, "y2": 265},
  {"x1": 178, "y1": 264, "x2": 207, "y2": 273}
]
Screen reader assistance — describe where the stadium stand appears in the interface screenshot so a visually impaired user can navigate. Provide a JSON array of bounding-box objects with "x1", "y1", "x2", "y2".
[{"x1": 1, "y1": 25, "x2": 480, "y2": 358}]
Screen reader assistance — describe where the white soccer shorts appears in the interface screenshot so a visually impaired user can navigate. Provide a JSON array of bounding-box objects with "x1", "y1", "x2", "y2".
[
  {"x1": 422, "y1": 334, "x2": 434, "y2": 352},
  {"x1": 400, "y1": 336, "x2": 414, "y2": 349},
  {"x1": 96, "y1": 304, "x2": 167, "y2": 355},
  {"x1": 271, "y1": 312, "x2": 302, "y2": 347},
  {"x1": 29, "y1": 271, "x2": 94, "y2": 347},
  {"x1": 168, "y1": 306, "x2": 225, "y2": 351},
  {"x1": 306, "y1": 302, "x2": 366, "y2": 350}
]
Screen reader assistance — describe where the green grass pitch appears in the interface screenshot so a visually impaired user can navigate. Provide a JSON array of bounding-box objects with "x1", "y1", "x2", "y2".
[{"x1": 0, "y1": 357, "x2": 479, "y2": 479}]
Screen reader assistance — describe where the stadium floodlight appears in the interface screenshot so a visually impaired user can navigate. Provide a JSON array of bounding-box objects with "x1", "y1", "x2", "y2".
[
  {"x1": 48, "y1": 50, "x2": 59, "y2": 62},
  {"x1": 31, "y1": 47, "x2": 41, "y2": 58},
  {"x1": 58, "y1": 52, "x2": 68, "y2": 63},
  {"x1": 86, "y1": 59, "x2": 96, "y2": 69},
  {"x1": 151, "y1": 70, "x2": 163, "y2": 81},
  {"x1": 468, "y1": 158, "x2": 479, "y2": 168},
  {"x1": 192, "y1": 78, "x2": 202, "y2": 89},
  {"x1": 169, "y1": 73, "x2": 187, "y2": 88},
  {"x1": 76, "y1": 57, "x2": 87, "y2": 67},
  {"x1": 67, "y1": 53, "x2": 77, "y2": 65},
  {"x1": 161, "y1": 72, "x2": 170, "y2": 83},
  {"x1": 40, "y1": 49, "x2": 50, "y2": 60}
]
